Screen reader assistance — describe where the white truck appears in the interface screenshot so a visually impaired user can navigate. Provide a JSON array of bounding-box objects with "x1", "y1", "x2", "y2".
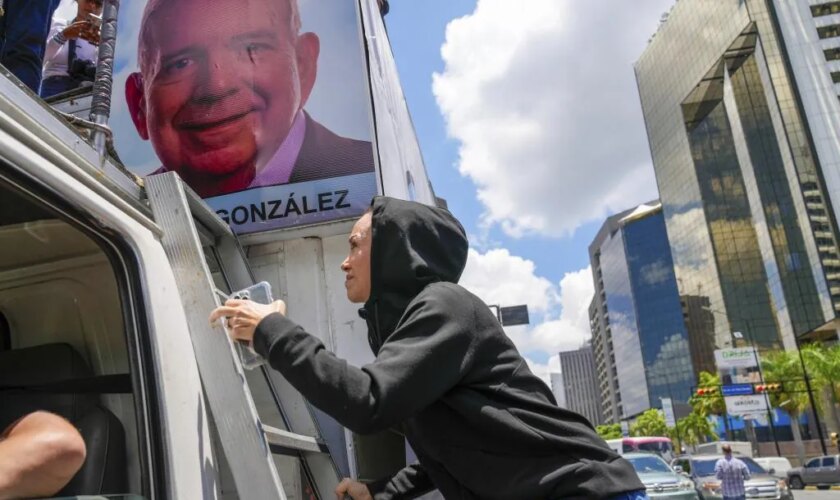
[{"x1": 0, "y1": 0, "x2": 435, "y2": 498}]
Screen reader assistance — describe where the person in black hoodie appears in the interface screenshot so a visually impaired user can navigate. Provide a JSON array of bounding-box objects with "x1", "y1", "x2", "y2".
[{"x1": 210, "y1": 196, "x2": 647, "y2": 500}]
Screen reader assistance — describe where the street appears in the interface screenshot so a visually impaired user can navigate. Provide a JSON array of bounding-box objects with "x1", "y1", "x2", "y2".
[{"x1": 794, "y1": 490, "x2": 840, "y2": 499}]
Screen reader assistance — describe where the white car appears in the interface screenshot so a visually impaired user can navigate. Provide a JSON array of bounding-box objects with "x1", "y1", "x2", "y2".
[{"x1": 754, "y1": 457, "x2": 792, "y2": 480}]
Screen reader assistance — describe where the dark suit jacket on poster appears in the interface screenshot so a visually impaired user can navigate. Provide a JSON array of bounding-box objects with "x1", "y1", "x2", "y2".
[
  {"x1": 290, "y1": 112, "x2": 374, "y2": 183},
  {"x1": 149, "y1": 113, "x2": 375, "y2": 191}
]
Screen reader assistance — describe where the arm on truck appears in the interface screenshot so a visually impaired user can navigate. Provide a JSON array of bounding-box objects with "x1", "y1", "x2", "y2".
[{"x1": 212, "y1": 290, "x2": 475, "y2": 435}]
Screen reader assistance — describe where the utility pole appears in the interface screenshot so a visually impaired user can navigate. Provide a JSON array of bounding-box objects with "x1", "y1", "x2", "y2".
[{"x1": 741, "y1": 320, "x2": 782, "y2": 457}]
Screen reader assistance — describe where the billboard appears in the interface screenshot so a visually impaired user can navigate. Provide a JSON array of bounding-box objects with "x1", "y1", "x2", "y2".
[
  {"x1": 109, "y1": 0, "x2": 378, "y2": 234},
  {"x1": 714, "y1": 347, "x2": 758, "y2": 370}
]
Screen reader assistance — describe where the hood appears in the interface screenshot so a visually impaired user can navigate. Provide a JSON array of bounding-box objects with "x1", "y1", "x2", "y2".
[{"x1": 361, "y1": 196, "x2": 468, "y2": 352}]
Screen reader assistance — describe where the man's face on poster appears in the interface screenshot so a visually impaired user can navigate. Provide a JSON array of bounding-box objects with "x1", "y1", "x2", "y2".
[{"x1": 127, "y1": 0, "x2": 319, "y2": 197}]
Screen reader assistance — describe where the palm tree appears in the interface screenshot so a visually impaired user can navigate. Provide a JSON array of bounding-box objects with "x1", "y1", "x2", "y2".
[
  {"x1": 596, "y1": 423, "x2": 622, "y2": 440},
  {"x1": 761, "y1": 350, "x2": 812, "y2": 463},
  {"x1": 690, "y1": 371, "x2": 731, "y2": 439},
  {"x1": 675, "y1": 411, "x2": 718, "y2": 451},
  {"x1": 801, "y1": 343, "x2": 840, "y2": 431},
  {"x1": 630, "y1": 409, "x2": 668, "y2": 437}
]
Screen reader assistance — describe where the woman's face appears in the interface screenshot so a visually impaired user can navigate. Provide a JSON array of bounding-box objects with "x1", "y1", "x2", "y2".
[{"x1": 77, "y1": 0, "x2": 103, "y2": 18}]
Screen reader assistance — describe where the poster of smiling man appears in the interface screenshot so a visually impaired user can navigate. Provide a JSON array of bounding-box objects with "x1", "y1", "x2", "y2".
[{"x1": 114, "y1": 0, "x2": 377, "y2": 234}]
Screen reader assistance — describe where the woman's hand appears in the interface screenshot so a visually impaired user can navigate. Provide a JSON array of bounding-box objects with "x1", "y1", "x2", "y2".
[
  {"x1": 209, "y1": 299, "x2": 287, "y2": 346},
  {"x1": 80, "y1": 24, "x2": 100, "y2": 45},
  {"x1": 62, "y1": 21, "x2": 91, "y2": 41},
  {"x1": 335, "y1": 478, "x2": 372, "y2": 500}
]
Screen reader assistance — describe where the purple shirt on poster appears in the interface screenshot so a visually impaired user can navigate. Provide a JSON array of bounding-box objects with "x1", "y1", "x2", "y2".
[{"x1": 249, "y1": 111, "x2": 306, "y2": 188}]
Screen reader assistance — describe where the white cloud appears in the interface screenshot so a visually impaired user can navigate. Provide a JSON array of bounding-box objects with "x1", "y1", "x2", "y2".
[
  {"x1": 459, "y1": 248, "x2": 555, "y2": 312},
  {"x1": 459, "y1": 249, "x2": 594, "y2": 384},
  {"x1": 433, "y1": 0, "x2": 674, "y2": 237}
]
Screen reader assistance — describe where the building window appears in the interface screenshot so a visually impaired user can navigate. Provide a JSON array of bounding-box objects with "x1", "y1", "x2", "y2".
[
  {"x1": 818, "y1": 24, "x2": 840, "y2": 39},
  {"x1": 825, "y1": 47, "x2": 840, "y2": 61},
  {"x1": 832, "y1": 71, "x2": 840, "y2": 84},
  {"x1": 812, "y1": 2, "x2": 840, "y2": 17}
]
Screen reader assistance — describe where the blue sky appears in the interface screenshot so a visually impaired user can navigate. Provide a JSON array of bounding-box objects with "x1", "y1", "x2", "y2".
[{"x1": 384, "y1": 0, "x2": 676, "y2": 380}]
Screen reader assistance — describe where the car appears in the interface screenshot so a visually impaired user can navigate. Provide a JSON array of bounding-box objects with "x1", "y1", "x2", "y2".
[
  {"x1": 754, "y1": 457, "x2": 792, "y2": 480},
  {"x1": 786, "y1": 454, "x2": 840, "y2": 489},
  {"x1": 671, "y1": 454, "x2": 792, "y2": 500},
  {"x1": 624, "y1": 453, "x2": 698, "y2": 499}
]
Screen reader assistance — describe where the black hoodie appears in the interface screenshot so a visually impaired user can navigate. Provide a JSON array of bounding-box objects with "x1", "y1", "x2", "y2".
[{"x1": 252, "y1": 196, "x2": 644, "y2": 499}]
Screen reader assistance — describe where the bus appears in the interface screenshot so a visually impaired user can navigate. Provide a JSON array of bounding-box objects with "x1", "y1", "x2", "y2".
[{"x1": 606, "y1": 437, "x2": 675, "y2": 461}]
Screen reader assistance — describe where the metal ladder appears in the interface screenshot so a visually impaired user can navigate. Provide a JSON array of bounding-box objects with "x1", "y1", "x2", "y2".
[{"x1": 145, "y1": 172, "x2": 341, "y2": 499}]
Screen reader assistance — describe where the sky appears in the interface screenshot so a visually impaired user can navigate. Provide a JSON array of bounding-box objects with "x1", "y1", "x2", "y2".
[{"x1": 385, "y1": 0, "x2": 676, "y2": 382}]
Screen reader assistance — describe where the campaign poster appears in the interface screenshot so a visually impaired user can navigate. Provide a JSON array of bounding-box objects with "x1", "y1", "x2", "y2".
[{"x1": 107, "y1": 0, "x2": 378, "y2": 234}]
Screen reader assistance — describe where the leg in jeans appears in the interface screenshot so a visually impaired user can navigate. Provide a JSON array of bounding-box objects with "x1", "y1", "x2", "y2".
[
  {"x1": 40, "y1": 75, "x2": 78, "y2": 98},
  {"x1": 0, "y1": 0, "x2": 61, "y2": 92}
]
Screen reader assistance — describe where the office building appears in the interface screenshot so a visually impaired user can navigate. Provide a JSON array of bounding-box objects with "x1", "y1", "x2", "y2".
[
  {"x1": 590, "y1": 296, "x2": 619, "y2": 423},
  {"x1": 589, "y1": 202, "x2": 696, "y2": 422},
  {"x1": 550, "y1": 372, "x2": 567, "y2": 408},
  {"x1": 559, "y1": 344, "x2": 603, "y2": 426},
  {"x1": 635, "y1": 0, "x2": 840, "y2": 352}
]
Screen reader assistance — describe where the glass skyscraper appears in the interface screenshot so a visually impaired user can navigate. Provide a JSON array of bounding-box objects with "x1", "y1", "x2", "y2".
[
  {"x1": 635, "y1": 0, "x2": 840, "y2": 353},
  {"x1": 589, "y1": 202, "x2": 696, "y2": 422}
]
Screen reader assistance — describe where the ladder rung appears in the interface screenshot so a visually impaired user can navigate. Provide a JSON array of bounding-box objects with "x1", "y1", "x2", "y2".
[{"x1": 262, "y1": 424, "x2": 329, "y2": 454}]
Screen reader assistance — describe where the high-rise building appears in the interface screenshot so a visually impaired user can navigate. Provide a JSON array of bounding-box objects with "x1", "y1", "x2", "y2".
[
  {"x1": 590, "y1": 296, "x2": 619, "y2": 424},
  {"x1": 550, "y1": 372, "x2": 567, "y2": 408},
  {"x1": 589, "y1": 202, "x2": 696, "y2": 422},
  {"x1": 559, "y1": 344, "x2": 603, "y2": 426},
  {"x1": 635, "y1": 0, "x2": 840, "y2": 352}
]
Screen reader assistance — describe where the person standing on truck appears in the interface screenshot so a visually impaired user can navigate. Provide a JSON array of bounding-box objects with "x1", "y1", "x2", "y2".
[
  {"x1": 0, "y1": 0, "x2": 61, "y2": 92},
  {"x1": 211, "y1": 197, "x2": 647, "y2": 500},
  {"x1": 40, "y1": 0, "x2": 103, "y2": 98},
  {"x1": 714, "y1": 444, "x2": 750, "y2": 500}
]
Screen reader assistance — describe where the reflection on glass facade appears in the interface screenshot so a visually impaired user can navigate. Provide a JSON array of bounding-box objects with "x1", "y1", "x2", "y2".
[
  {"x1": 635, "y1": 0, "x2": 840, "y2": 362},
  {"x1": 684, "y1": 97, "x2": 781, "y2": 347},
  {"x1": 590, "y1": 203, "x2": 695, "y2": 420},
  {"x1": 727, "y1": 49, "x2": 825, "y2": 336},
  {"x1": 600, "y1": 219, "x2": 649, "y2": 418},
  {"x1": 624, "y1": 211, "x2": 695, "y2": 410}
]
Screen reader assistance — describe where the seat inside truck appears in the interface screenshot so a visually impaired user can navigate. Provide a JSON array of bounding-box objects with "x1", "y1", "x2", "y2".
[{"x1": 0, "y1": 183, "x2": 144, "y2": 498}]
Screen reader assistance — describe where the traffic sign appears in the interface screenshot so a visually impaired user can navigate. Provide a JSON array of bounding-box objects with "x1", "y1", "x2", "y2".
[
  {"x1": 725, "y1": 394, "x2": 769, "y2": 417},
  {"x1": 500, "y1": 305, "x2": 530, "y2": 326},
  {"x1": 721, "y1": 384, "x2": 754, "y2": 396}
]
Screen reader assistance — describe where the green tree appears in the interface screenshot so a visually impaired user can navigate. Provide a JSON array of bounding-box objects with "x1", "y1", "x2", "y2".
[
  {"x1": 761, "y1": 350, "x2": 812, "y2": 463},
  {"x1": 689, "y1": 371, "x2": 731, "y2": 439},
  {"x1": 674, "y1": 411, "x2": 718, "y2": 449},
  {"x1": 630, "y1": 409, "x2": 668, "y2": 437},
  {"x1": 801, "y1": 343, "x2": 840, "y2": 431},
  {"x1": 596, "y1": 423, "x2": 622, "y2": 440}
]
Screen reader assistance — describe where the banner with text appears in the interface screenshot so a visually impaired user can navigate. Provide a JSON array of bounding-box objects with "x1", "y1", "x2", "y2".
[
  {"x1": 714, "y1": 347, "x2": 758, "y2": 370},
  {"x1": 111, "y1": 0, "x2": 378, "y2": 233}
]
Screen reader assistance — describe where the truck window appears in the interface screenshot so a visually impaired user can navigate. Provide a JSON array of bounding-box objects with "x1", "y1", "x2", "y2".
[
  {"x1": 822, "y1": 456, "x2": 836, "y2": 467},
  {"x1": 0, "y1": 180, "x2": 157, "y2": 498},
  {"x1": 806, "y1": 458, "x2": 821, "y2": 468}
]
